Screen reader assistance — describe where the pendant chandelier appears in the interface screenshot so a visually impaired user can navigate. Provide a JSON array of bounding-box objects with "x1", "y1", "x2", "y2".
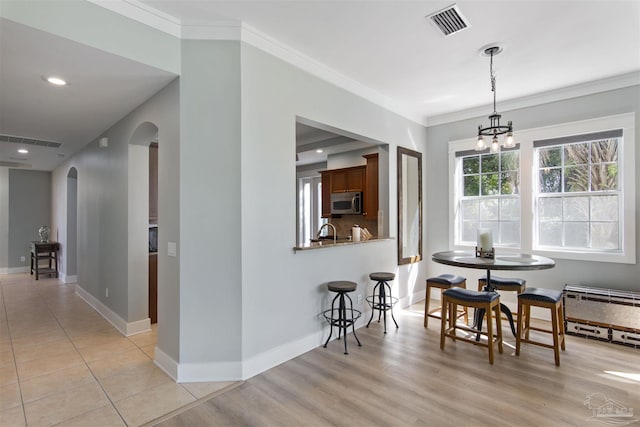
[{"x1": 476, "y1": 46, "x2": 514, "y2": 152}]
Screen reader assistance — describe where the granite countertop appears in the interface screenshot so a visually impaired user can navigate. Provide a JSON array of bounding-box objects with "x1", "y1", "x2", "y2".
[{"x1": 293, "y1": 236, "x2": 394, "y2": 252}]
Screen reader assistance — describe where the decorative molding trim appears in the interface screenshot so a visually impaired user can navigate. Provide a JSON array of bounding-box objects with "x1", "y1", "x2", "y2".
[
  {"x1": 60, "y1": 273, "x2": 78, "y2": 284},
  {"x1": 426, "y1": 71, "x2": 640, "y2": 126},
  {"x1": 242, "y1": 330, "x2": 324, "y2": 381},
  {"x1": 238, "y1": 23, "x2": 425, "y2": 126},
  {"x1": 177, "y1": 360, "x2": 243, "y2": 383},
  {"x1": 126, "y1": 318, "x2": 151, "y2": 336},
  {"x1": 154, "y1": 346, "x2": 178, "y2": 381},
  {"x1": 88, "y1": 0, "x2": 181, "y2": 37},
  {"x1": 181, "y1": 21, "x2": 241, "y2": 40},
  {"x1": 0, "y1": 267, "x2": 29, "y2": 275},
  {"x1": 74, "y1": 285, "x2": 150, "y2": 336}
]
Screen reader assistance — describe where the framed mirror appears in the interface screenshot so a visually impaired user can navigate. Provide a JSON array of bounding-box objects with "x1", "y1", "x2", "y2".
[{"x1": 397, "y1": 146, "x2": 422, "y2": 265}]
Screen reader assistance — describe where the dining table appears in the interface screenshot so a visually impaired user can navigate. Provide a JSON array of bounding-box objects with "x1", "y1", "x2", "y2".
[{"x1": 432, "y1": 250, "x2": 555, "y2": 337}]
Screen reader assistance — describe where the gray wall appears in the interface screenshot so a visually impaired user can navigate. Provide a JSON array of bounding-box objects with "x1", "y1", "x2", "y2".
[
  {"x1": 239, "y1": 43, "x2": 428, "y2": 370},
  {"x1": 426, "y1": 85, "x2": 640, "y2": 292},
  {"x1": 8, "y1": 170, "x2": 51, "y2": 268},
  {"x1": 179, "y1": 40, "x2": 243, "y2": 365}
]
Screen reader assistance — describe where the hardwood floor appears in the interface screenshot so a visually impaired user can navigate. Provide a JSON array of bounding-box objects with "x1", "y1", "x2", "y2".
[{"x1": 157, "y1": 305, "x2": 639, "y2": 427}]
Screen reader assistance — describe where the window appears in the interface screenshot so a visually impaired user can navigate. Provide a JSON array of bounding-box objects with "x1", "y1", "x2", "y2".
[
  {"x1": 449, "y1": 113, "x2": 635, "y2": 264},
  {"x1": 456, "y1": 148, "x2": 520, "y2": 247},
  {"x1": 535, "y1": 130, "x2": 621, "y2": 252},
  {"x1": 297, "y1": 176, "x2": 325, "y2": 245}
]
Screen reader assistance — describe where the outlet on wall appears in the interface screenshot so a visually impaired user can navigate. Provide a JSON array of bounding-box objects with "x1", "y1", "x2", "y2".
[
  {"x1": 20, "y1": 256, "x2": 25, "y2": 263},
  {"x1": 106, "y1": 288, "x2": 109, "y2": 298}
]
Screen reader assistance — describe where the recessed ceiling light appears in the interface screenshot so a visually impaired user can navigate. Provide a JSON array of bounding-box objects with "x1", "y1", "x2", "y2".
[
  {"x1": 316, "y1": 149, "x2": 323, "y2": 153},
  {"x1": 45, "y1": 76, "x2": 67, "y2": 86},
  {"x1": 17, "y1": 148, "x2": 29, "y2": 154}
]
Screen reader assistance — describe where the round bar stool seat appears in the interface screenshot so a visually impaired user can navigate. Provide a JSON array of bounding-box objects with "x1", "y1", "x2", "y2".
[
  {"x1": 516, "y1": 288, "x2": 566, "y2": 366},
  {"x1": 440, "y1": 288, "x2": 503, "y2": 364},
  {"x1": 323, "y1": 281, "x2": 362, "y2": 354},
  {"x1": 366, "y1": 272, "x2": 398, "y2": 333},
  {"x1": 478, "y1": 276, "x2": 526, "y2": 293},
  {"x1": 424, "y1": 274, "x2": 468, "y2": 328}
]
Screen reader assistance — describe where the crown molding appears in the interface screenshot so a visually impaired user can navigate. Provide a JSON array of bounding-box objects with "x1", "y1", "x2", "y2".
[
  {"x1": 88, "y1": 0, "x2": 181, "y2": 37},
  {"x1": 238, "y1": 23, "x2": 426, "y2": 125},
  {"x1": 426, "y1": 71, "x2": 640, "y2": 127},
  {"x1": 88, "y1": 0, "x2": 427, "y2": 126}
]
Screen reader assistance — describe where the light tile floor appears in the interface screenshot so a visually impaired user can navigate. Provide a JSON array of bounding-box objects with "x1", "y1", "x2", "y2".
[{"x1": 0, "y1": 273, "x2": 237, "y2": 427}]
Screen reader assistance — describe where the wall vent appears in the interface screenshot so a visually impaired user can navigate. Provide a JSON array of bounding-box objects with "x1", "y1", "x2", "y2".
[
  {"x1": 0, "y1": 133, "x2": 63, "y2": 148},
  {"x1": 426, "y1": 4, "x2": 470, "y2": 36}
]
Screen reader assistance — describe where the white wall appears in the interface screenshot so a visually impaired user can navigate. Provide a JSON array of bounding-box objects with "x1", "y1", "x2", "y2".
[{"x1": 425, "y1": 86, "x2": 640, "y2": 305}]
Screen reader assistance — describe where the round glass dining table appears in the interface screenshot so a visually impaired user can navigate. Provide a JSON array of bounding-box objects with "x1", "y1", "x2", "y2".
[{"x1": 432, "y1": 250, "x2": 555, "y2": 337}]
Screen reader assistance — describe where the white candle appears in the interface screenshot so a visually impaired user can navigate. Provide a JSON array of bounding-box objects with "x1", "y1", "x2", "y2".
[{"x1": 477, "y1": 228, "x2": 493, "y2": 251}]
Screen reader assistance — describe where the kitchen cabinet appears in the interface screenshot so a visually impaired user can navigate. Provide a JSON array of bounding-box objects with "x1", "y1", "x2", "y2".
[
  {"x1": 321, "y1": 171, "x2": 332, "y2": 218},
  {"x1": 330, "y1": 166, "x2": 365, "y2": 193},
  {"x1": 149, "y1": 142, "x2": 158, "y2": 223},
  {"x1": 363, "y1": 153, "x2": 378, "y2": 218},
  {"x1": 149, "y1": 253, "x2": 157, "y2": 324}
]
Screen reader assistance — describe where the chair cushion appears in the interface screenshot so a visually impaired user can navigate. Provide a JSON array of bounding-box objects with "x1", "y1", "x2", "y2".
[
  {"x1": 479, "y1": 275, "x2": 526, "y2": 291},
  {"x1": 327, "y1": 281, "x2": 357, "y2": 293},
  {"x1": 518, "y1": 287, "x2": 562, "y2": 304},
  {"x1": 369, "y1": 272, "x2": 395, "y2": 281},
  {"x1": 427, "y1": 274, "x2": 466, "y2": 286},
  {"x1": 442, "y1": 287, "x2": 499, "y2": 303}
]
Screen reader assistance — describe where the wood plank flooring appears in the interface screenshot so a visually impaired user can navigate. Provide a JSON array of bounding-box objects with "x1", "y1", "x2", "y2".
[{"x1": 156, "y1": 305, "x2": 640, "y2": 427}]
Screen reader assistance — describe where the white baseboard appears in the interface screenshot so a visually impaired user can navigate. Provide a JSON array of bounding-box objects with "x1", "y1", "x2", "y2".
[
  {"x1": 242, "y1": 330, "x2": 324, "y2": 381},
  {"x1": 398, "y1": 289, "x2": 425, "y2": 309},
  {"x1": 61, "y1": 274, "x2": 77, "y2": 284},
  {"x1": 74, "y1": 285, "x2": 151, "y2": 336},
  {"x1": 177, "y1": 360, "x2": 243, "y2": 383},
  {"x1": 154, "y1": 347, "x2": 178, "y2": 381},
  {"x1": 0, "y1": 266, "x2": 29, "y2": 275}
]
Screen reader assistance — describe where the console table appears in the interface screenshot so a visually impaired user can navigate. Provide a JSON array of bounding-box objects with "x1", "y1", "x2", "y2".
[{"x1": 30, "y1": 241, "x2": 59, "y2": 280}]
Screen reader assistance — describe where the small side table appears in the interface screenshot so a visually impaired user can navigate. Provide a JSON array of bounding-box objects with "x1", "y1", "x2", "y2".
[{"x1": 30, "y1": 241, "x2": 59, "y2": 280}]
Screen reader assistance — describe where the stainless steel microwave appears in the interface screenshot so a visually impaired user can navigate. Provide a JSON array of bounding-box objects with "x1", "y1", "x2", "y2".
[{"x1": 331, "y1": 191, "x2": 362, "y2": 215}]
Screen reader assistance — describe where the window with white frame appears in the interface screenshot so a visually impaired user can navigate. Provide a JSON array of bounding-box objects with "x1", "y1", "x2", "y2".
[
  {"x1": 534, "y1": 130, "x2": 622, "y2": 252},
  {"x1": 456, "y1": 147, "x2": 520, "y2": 247},
  {"x1": 449, "y1": 113, "x2": 635, "y2": 264},
  {"x1": 297, "y1": 176, "x2": 325, "y2": 246}
]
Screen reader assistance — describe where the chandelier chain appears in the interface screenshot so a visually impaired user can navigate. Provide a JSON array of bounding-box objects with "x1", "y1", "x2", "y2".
[{"x1": 490, "y1": 51, "x2": 497, "y2": 114}]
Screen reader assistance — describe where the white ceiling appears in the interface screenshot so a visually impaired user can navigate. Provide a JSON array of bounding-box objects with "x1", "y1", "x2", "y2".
[{"x1": 1, "y1": 1, "x2": 639, "y2": 171}]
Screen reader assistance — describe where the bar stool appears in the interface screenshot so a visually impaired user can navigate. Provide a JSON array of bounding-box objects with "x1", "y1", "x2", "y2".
[
  {"x1": 323, "y1": 281, "x2": 362, "y2": 354},
  {"x1": 478, "y1": 275, "x2": 526, "y2": 335},
  {"x1": 440, "y1": 288, "x2": 503, "y2": 364},
  {"x1": 366, "y1": 272, "x2": 398, "y2": 333},
  {"x1": 424, "y1": 274, "x2": 468, "y2": 328},
  {"x1": 516, "y1": 288, "x2": 566, "y2": 366}
]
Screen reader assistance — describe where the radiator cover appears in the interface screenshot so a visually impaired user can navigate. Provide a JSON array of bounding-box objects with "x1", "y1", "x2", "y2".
[{"x1": 563, "y1": 285, "x2": 640, "y2": 349}]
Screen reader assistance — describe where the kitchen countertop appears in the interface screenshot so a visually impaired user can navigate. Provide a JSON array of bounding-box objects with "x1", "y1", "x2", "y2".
[{"x1": 293, "y1": 237, "x2": 394, "y2": 252}]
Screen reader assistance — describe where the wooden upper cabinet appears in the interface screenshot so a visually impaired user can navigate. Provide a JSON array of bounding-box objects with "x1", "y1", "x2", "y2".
[
  {"x1": 363, "y1": 153, "x2": 379, "y2": 218},
  {"x1": 320, "y1": 171, "x2": 332, "y2": 218},
  {"x1": 149, "y1": 143, "x2": 158, "y2": 223},
  {"x1": 331, "y1": 166, "x2": 365, "y2": 193}
]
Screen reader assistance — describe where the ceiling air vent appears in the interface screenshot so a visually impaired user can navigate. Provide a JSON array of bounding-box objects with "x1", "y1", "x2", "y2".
[
  {"x1": 426, "y1": 4, "x2": 470, "y2": 37},
  {"x1": 0, "y1": 133, "x2": 62, "y2": 148}
]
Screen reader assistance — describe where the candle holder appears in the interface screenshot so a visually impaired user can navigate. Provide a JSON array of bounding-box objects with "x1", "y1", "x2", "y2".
[{"x1": 475, "y1": 246, "x2": 495, "y2": 259}]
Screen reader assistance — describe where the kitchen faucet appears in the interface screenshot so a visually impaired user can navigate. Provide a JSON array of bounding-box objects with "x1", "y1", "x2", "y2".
[{"x1": 317, "y1": 223, "x2": 337, "y2": 243}]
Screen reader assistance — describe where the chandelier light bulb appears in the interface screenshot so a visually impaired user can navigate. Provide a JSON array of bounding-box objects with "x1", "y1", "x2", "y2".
[
  {"x1": 490, "y1": 137, "x2": 500, "y2": 153},
  {"x1": 505, "y1": 132, "x2": 514, "y2": 147},
  {"x1": 476, "y1": 136, "x2": 485, "y2": 151}
]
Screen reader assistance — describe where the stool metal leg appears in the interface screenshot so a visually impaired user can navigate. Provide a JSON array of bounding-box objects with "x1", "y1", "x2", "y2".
[
  {"x1": 346, "y1": 293, "x2": 362, "y2": 348},
  {"x1": 366, "y1": 282, "x2": 381, "y2": 328},
  {"x1": 323, "y1": 292, "x2": 341, "y2": 348},
  {"x1": 385, "y1": 282, "x2": 399, "y2": 330}
]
